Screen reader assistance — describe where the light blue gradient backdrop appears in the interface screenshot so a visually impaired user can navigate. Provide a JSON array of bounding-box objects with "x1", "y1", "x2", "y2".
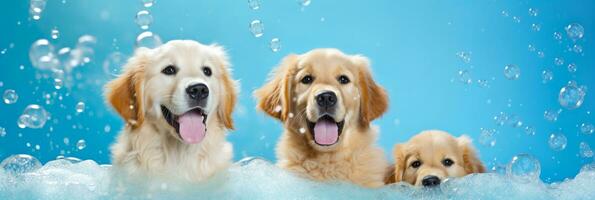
[{"x1": 0, "y1": 0, "x2": 593, "y2": 183}]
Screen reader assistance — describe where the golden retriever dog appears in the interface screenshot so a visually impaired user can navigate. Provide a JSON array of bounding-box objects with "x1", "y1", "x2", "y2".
[
  {"x1": 105, "y1": 40, "x2": 237, "y2": 181},
  {"x1": 386, "y1": 130, "x2": 485, "y2": 187},
  {"x1": 254, "y1": 48, "x2": 389, "y2": 187}
]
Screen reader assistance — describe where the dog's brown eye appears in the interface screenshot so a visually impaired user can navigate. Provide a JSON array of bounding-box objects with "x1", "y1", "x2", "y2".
[
  {"x1": 338, "y1": 75, "x2": 350, "y2": 84},
  {"x1": 301, "y1": 75, "x2": 313, "y2": 84},
  {"x1": 442, "y1": 158, "x2": 454, "y2": 167},
  {"x1": 162, "y1": 65, "x2": 177, "y2": 75},
  {"x1": 411, "y1": 160, "x2": 422, "y2": 168},
  {"x1": 202, "y1": 66, "x2": 212, "y2": 77}
]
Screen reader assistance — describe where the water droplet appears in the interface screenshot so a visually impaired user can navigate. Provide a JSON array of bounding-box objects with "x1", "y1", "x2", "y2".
[
  {"x1": 579, "y1": 142, "x2": 593, "y2": 158},
  {"x1": 456, "y1": 51, "x2": 471, "y2": 63},
  {"x1": 297, "y1": 0, "x2": 311, "y2": 7},
  {"x1": 524, "y1": 126, "x2": 536, "y2": 136},
  {"x1": 528, "y1": 8, "x2": 538, "y2": 17},
  {"x1": 457, "y1": 69, "x2": 472, "y2": 85},
  {"x1": 104, "y1": 125, "x2": 111, "y2": 133},
  {"x1": 135, "y1": 10, "x2": 153, "y2": 30},
  {"x1": 544, "y1": 109, "x2": 561, "y2": 122},
  {"x1": 580, "y1": 123, "x2": 594, "y2": 135},
  {"x1": 29, "y1": 39, "x2": 59, "y2": 70},
  {"x1": 494, "y1": 112, "x2": 509, "y2": 126},
  {"x1": 63, "y1": 137, "x2": 70, "y2": 145},
  {"x1": 558, "y1": 81, "x2": 586, "y2": 109},
  {"x1": 76, "y1": 139, "x2": 86, "y2": 150},
  {"x1": 541, "y1": 69, "x2": 553, "y2": 84},
  {"x1": 34, "y1": 144, "x2": 40, "y2": 150},
  {"x1": 135, "y1": 31, "x2": 163, "y2": 49},
  {"x1": 19, "y1": 104, "x2": 50, "y2": 129},
  {"x1": 531, "y1": 23, "x2": 541, "y2": 32},
  {"x1": 507, "y1": 154, "x2": 541, "y2": 183},
  {"x1": 553, "y1": 32, "x2": 563, "y2": 41},
  {"x1": 503, "y1": 64, "x2": 520, "y2": 80},
  {"x1": 554, "y1": 57, "x2": 564, "y2": 66},
  {"x1": 548, "y1": 132, "x2": 567, "y2": 151},
  {"x1": 141, "y1": 0, "x2": 154, "y2": 7},
  {"x1": 50, "y1": 28, "x2": 59, "y2": 39},
  {"x1": 567, "y1": 63, "x2": 577, "y2": 73},
  {"x1": 565, "y1": 23, "x2": 584, "y2": 41},
  {"x1": 3, "y1": 89, "x2": 18, "y2": 104},
  {"x1": 479, "y1": 128, "x2": 496, "y2": 147},
  {"x1": 248, "y1": 0, "x2": 261, "y2": 10},
  {"x1": 269, "y1": 38, "x2": 281, "y2": 52},
  {"x1": 1, "y1": 154, "x2": 42, "y2": 175},
  {"x1": 0, "y1": 127, "x2": 6, "y2": 137},
  {"x1": 75, "y1": 102, "x2": 85, "y2": 113},
  {"x1": 29, "y1": 0, "x2": 47, "y2": 20},
  {"x1": 249, "y1": 20, "x2": 264, "y2": 37},
  {"x1": 103, "y1": 52, "x2": 127, "y2": 77},
  {"x1": 572, "y1": 44, "x2": 583, "y2": 54}
]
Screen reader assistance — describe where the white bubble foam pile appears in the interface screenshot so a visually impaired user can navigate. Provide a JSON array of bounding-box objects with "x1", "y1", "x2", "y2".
[{"x1": 0, "y1": 156, "x2": 594, "y2": 200}]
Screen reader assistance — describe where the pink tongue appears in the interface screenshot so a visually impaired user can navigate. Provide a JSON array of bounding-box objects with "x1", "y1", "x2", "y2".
[
  {"x1": 177, "y1": 112, "x2": 206, "y2": 144},
  {"x1": 313, "y1": 120, "x2": 339, "y2": 145}
]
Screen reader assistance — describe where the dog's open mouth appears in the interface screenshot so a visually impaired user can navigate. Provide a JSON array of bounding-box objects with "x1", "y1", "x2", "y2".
[
  {"x1": 307, "y1": 115, "x2": 345, "y2": 146},
  {"x1": 161, "y1": 105, "x2": 208, "y2": 144}
]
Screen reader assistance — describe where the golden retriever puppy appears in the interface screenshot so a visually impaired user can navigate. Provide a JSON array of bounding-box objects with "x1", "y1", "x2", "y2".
[
  {"x1": 105, "y1": 40, "x2": 237, "y2": 181},
  {"x1": 254, "y1": 48, "x2": 389, "y2": 187},
  {"x1": 386, "y1": 130, "x2": 485, "y2": 187}
]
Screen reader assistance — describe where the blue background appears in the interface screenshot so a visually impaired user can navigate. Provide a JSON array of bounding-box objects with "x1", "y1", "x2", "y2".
[{"x1": 0, "y1": 0, "x2": 593, "y2": 183}]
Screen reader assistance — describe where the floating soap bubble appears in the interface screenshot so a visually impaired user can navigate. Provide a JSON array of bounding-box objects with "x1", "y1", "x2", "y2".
[
  {"x1": 501, "y1": 10, "x2": 509, "y2": 17},
  {"x1": 491, "y1": 164, "x2": 506, "y2": 174},
  {"x1": 579, "y1": 142, "x2": 593, "y2": 158},
  {"x1": 53, "y1": 78, "x2": 63, "y2": 90},
  {"x1": 527, "y1": 44, "x2": 536, "y2": 52},
  {"x1": 17, "y1": 115, "x2": 27, "y2": 129},
  {"x1": 135, "y1": 10, "x2": 153, "y2": 30},
  {"x1": 297, "y1": 0, "x2": 311, "y2": 7},
  {"x1": 537, "y1": 51, "x2": 545, "y2": 58},
  {"x1": 507, "y1": 114, "x2": 523, "y2": 128},
  {"x1": 524, "y1": 126, "x2": 536, "y2": 136},
  {"x1": 554, "y1": 57, "x2": 564, "y2": 66},
  {"x1": 249, "y1": 20, "x2": 264, "y2": 37},
  {"x1": 531, "y1": 23, "x2": 541, "y2": 32},
  {"x1": 0, "y1": 154, "x2": 42, "y2": 174},
  {"x1": 553, "y1": 32, "x2": 563, "y2": 41},
  {"x1": 29, "y1": 0, "x2": 46, "y2": 20},
  {"x1": 503, "y1": 64, "x2": 520, "y2": 80},
  {"x1": 558, "y1": 81, "x2": 586, "y2": 109},
  {"x1": 141, "y1": 0, "x2": 154, "y2": 7},
  {"x1": 477, "y1": 79, "x2": 489, "y2": 88},
  {"x1": 50, "y1": 28, "x2": 59, "y2": 39},
  {"x1": 581, "y1": 123, "x2": 594, "y2": 135},
  {"x1": 3, "y1": 89, "x2": 18, "y2": 104},
  {"x1": 493, "y1": 112, "x2": 509, "y2": 126},
  {"x1": 19, "y1": 104, "x2": 50, "y2": 129},
  {"x1": 507, "y1": 154, "x2": 541, "y2": 183},
  {"x1": 565, "y1": 23, "x2": 584, "y2": 41},
  {"x1": 572, "y1": 44, "x2": 583, "y2": 54},
  {"x1": 541, "y1": 70, "x2": 553, "y2": 84},
  {"x1": 566, "y1": 63, "x2": 577, "y2": 73},
  {"x1": 528, "y1": 8, "x2": 538, "y2": 17},
  {"x1": 77, "y1": 139, "x2": 86, "y2": 150},
  {"x1": 29, "y1": 39, "x2": 59, "y2": 70},
  {"x1": 512, "y1": 16, "x2": 521, "y2": 23},
  {"x1": 248, "y1": 0, "x2": 261, "y2": 10},
  {"x1": 543, "y1": 109, "x2": 561, "y2": 122},
  {"x1": 270, "y1": 38, "x2": 281, "y2": 52},
  {"x1": 478, "y1": 128, "x2": 496, "y2": 147},
  {"x1": 135, "y1": 31, "x2": 163, "y2": 49},
  {"x1": 0, "y1": 127, "x2": 5, "y2": 137},
  {"x1": 74, "y1": 35, "x2": 97, "y2": 64},
  {"x1": 456, "y1": 51, "x2": 471, "y2": 63},
  {"x1": 457, "y1": 69, "x2": 472, "y2": 85},
  {"x1": 548, "y1": 132, "x2": 567, "y2": 151},
  {"x1": 76, "y1": 102, "x2": 85, "y2": 113},
  {"x1": 56, "y1": 47, "x2": 78, "y2": 69},
  {"x1": 103, "y1": 52, "x2": 127, "y2": 77}
]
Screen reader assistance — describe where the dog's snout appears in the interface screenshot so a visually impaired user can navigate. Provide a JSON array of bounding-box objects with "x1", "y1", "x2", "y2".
[
  {"x1": 421, "y1": 175, "x2": 441, "y2": 187},
  {"x1": 186, "y1": 83, "x2": 209, "y2": 101},
  {"x1": 316, "y1": 92, "x2": 337, "y2": 108}
]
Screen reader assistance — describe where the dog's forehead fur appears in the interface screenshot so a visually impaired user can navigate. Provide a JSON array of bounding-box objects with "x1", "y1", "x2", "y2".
[{"x1": 147, "y1": 40, "x2": 228, "y2": 74}]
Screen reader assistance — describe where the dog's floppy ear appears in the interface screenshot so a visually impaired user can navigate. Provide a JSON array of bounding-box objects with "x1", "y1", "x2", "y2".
[
  {"x1": 105, "y1": 48, "x2": 149, "y2": 129},
  {"x1": 457, "y1": 135, "x2": 486, "y2": 173},
  {"x1": 210, "y1": 44, "x2": 238, "y2": 130},
  {"x1": 254, "y1": 55, "x2": 297, "y2": 121},
  {"x1": 353, "y1": 55, "x2": 388, "y2": 127},
  {"x1": 391, "y1": 144, "x2": 407, "y2": 183}
]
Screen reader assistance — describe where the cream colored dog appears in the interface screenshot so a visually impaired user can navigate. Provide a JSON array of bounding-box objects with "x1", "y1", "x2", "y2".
[
  {"x1": 255, "y1": 49, "x2": 389, "y2": 188},
  {"x1": 386, "y1": 130, "x2": 485, "y2": 187},
  {"x1": 105, "y1": 40, "x2": 237, "y2": 181}
]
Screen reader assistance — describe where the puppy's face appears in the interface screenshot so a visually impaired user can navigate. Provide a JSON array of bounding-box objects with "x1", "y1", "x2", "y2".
[
  {"x1": 106, "y1": 40, "x2": 236, "y2": 144},
  {"x1": 392, "y1": 130, "x2": 485, "y2": 187},
  {"x1": 255, "y1": 49, "x2": 388, "y2": 152}
]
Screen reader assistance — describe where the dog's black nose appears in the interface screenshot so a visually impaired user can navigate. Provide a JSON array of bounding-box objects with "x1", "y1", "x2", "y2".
[
  {"x1": 316, "y1": 92, "x2": 337, "y2": 108},
  {"x1": 186, "y1": 83, "x2": 209, "y2": 100},
  {"x1": 421, "y1": 176, "x2": 441, "y2": 187}
]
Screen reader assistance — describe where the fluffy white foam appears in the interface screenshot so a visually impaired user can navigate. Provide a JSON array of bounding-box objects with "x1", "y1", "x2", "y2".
[{"x1": 0, "y1": 157, "x2": 593, "y2": 200}]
